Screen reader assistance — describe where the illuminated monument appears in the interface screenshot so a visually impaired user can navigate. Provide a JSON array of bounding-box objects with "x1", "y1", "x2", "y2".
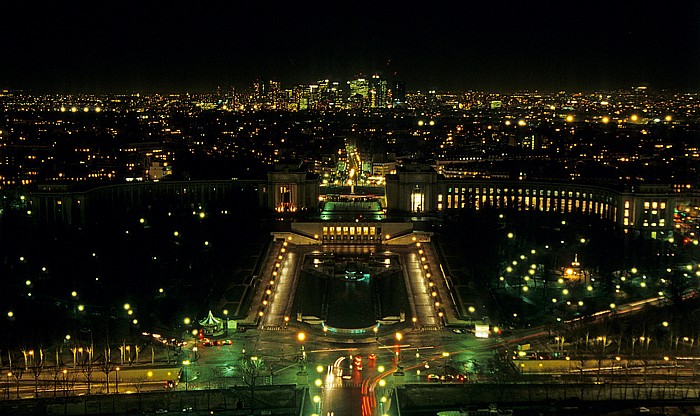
[{"x1": 29, "y1": 162, "x2": 690, "y2": 241}]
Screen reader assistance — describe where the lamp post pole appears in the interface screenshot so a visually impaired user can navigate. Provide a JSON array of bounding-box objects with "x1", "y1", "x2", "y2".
[{"x1": 183, "y1": 360, "x2": 191, "y2": 391}]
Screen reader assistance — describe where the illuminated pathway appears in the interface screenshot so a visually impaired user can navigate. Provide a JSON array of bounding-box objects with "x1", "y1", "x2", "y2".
[
  {"x1": 260, "y1": 248, "x2": 300, "y2": 328},
  {"x1": 403, "y1": 249, "x2": 440, "y2": 328}
]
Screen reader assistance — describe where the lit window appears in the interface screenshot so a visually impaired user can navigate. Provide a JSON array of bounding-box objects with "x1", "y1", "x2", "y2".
[
  {"x1": 624, "y1": 200, "x2": 630, "y2": 209},
  {"x1": 411, "y1": 191, "x2": 424, "y2": 213},
  {"x1": 652, "y1": 202, "x2": 658, "y2": 209},
  {"x1": 644, "y1": 202, "x2": 650, "y2": 209}
]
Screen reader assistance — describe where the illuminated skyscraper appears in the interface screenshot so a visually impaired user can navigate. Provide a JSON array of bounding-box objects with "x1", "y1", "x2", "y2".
[
  {"x1": 391, "y1": 80, "x2": 406, "y2": 108},
  {"x1": 348, "y1": 77, "x2": 369, "y2": 108},
  {"x1": 369, "y1": 74, "x2": 388, "y2": 108}
]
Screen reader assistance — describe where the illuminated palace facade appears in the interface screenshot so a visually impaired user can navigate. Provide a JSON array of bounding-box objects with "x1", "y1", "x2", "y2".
[
  {"x1": 29, "y1": 164, "x2": 693, "y2": 238},
  {"x1": 386, "y1": 164, "x2": 687, "y2": 238}
]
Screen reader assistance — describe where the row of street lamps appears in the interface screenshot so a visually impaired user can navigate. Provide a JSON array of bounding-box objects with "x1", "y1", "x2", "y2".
[
  {"x1": 257, "y1": 239, "x2": 291, "y2": 322},
  {"x1": 414, "y1": 240, "x2": 445, "y2": 324}
]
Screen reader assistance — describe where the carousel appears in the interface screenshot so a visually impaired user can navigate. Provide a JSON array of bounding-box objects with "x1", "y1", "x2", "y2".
[{"x1": 199, "y1": 310, "x2": 226, "y2": 337}]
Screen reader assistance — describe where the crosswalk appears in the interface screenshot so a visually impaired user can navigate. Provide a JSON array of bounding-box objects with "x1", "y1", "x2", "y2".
[
  {"x1": 262, "y1": 325, "x2": 284, "y2": 331},
  {"x1": 324, "y1": 381, "x2": 363, "y2": 389},
  {"x1": 419, "y1": 325, "x2": 442, "y2": 331}
]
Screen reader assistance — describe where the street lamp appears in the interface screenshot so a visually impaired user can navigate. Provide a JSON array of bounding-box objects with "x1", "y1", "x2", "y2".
[
  {"x1": 115, "y1": 367, "x2": 120, "y2": 393},
  {"x1": 442, "y1": 351, "x2": 450, "y2": 373},
  {"x1": 313, "y1": 395, "x2": 321, "y2": 414},
  {"x1": 395, "y1": 333, "x2": 403, "y2": 367},
  {"x1": 183, "y1": 360, "x2": 191, "y2": 391},
  {"x1": 5, "y1": 372, "x2": 11, "y2": 399},
  {"x1": 297, "y1": 332, "x2": 306, "y2": 371}
]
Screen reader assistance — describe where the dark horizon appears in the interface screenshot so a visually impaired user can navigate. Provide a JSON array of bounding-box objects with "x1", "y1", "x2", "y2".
[{"x1": 2, "y1": 1, "x2": 700, "y2": 94}]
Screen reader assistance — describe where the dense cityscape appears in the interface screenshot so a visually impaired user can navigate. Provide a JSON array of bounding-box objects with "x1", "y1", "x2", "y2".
[
  {"x1": 2, "y1": 79, "x2": 700, "y2": 416},
  {"x1": 3, "y1": 83, "x2": 700, "y2": 189},
  {"x1": 2, "y1": 2, "x2": 700, "y2": 416}
]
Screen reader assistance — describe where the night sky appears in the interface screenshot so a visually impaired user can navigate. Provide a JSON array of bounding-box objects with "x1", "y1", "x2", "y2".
[{"x1": 2, "y1": 1, "x2": 700, "y2": 93}]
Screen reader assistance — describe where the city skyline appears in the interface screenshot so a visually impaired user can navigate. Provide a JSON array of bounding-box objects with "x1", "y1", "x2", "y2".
[{"x1": 2, "y1": 1, "x2": 700, "y2": 93}]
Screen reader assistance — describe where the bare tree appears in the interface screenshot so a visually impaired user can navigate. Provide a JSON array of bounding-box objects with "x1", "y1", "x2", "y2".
[
  {"x1": 80, "y1": 353, "x2": 94, "y2": 395},
  {"x1": 238, "y1": 356, "x2": 266, "y2": 411},
  {"x1": 11, "y1": 367, "x2": 24, "y2": 399},
  {"x1": 132, "y1": 375, "x2": 148, "y2": 413},
  {"x1": 30, "y1": 362, "x2": 44, "y2": 398},
  {"x1": 132, "y1": 376, "x2": 148, "y2": 394},
  {"x1": 50, "y1": 367, "x2": 62, "y2": 397},
  {"x1": 64, "y1": 371, "x2": 78, "y2": 397},
  {"x1": 99, "y1": 346, "x2": 115, "y2": 394}
]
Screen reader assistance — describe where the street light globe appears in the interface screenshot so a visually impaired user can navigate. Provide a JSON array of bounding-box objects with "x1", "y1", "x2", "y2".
[
  {"x1": 313, "y1": 395, "x2": 320, "y2": 403},
  {"x1": 378, "y1": 379, "x2": 386, "y2": 387},
  {"x1": 314, "y1": 379, "x2": 322, "y2": 387},
  {"x1": 378, "y1": 365, "x2": 385, "y2": 372},
  {"x1": 395, "y1": 332, "x2": 403, "y2": 342},
  {"x1": 184, "y1": 317, "x2": 191, "y2": 325},
  {"x1": 316, "y1": 365, "x2": 324, "y2": 373},
  {"x1": 71, "y1": 291, "x2": 78, "y2": 297},
  {"x1": 297, "y1": 332, "x2": 306, "y2": 342},
  {"x1": 123, "y1": 303, "x2": 131, "y2": 310}
]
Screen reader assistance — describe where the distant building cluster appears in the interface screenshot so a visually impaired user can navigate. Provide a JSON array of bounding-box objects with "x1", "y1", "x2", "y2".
[{"x1": 3, "y1": 83, "x2": 700, "y2": 241}]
